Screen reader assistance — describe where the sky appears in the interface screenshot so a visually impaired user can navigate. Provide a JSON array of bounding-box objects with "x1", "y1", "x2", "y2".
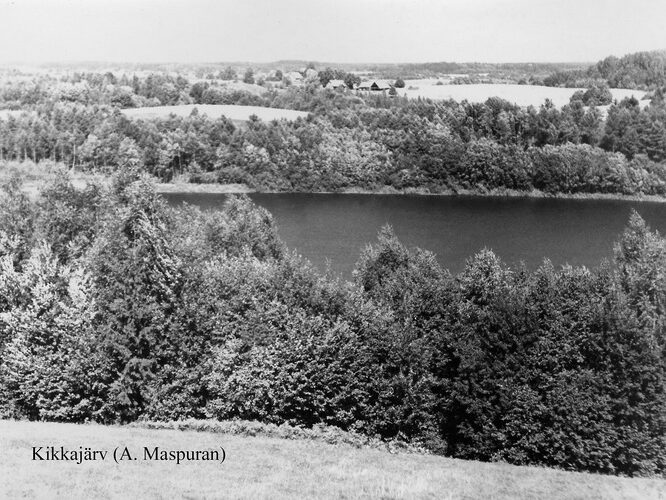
[{"x1": 0, "y1": 0, "x2": 664, "y2": 64}]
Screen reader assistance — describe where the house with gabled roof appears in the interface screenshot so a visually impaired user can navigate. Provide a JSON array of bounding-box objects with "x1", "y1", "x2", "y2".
[
  {"x1": 325, "y1": 79, "x2": 348, "y2": 90},
  {"x1": 356, "y1": 80, "x2": 393, "y2": 91}
]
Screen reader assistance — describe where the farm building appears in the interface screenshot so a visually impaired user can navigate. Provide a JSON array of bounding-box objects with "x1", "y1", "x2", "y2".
[
  {"x1": 325, "y1": 79, "x2": 348, "y2": 90},
  {"x1": 357, "y1": 80, "x2": 393, "y2": 91}
]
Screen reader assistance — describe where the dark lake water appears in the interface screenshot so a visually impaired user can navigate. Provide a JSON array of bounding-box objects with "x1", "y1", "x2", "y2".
[{"x1": 164, "y1": 193, "x2": 666, "y2": 277}]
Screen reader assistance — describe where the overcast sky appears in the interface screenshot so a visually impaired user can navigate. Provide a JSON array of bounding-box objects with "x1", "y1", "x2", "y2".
[{"x1": 0, "y1": 0, "x2": 664, "y2": 64}]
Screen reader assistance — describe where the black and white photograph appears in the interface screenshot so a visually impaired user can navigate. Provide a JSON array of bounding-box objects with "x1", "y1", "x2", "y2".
[{"x1": 0, "y1": 0, "x2": 665, "y2": 498}]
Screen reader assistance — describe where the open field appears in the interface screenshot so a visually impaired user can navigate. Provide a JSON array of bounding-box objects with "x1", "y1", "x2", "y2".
[
  {"x1": 1, "y1": 420, "x2": 664, "y2": 499},
  {"x1": 121, "y1": 104, "x2": 309, "y2": 124},
  {"x1": 398, "y1": 81, "x2": 647, "y2": 108},
  {"x1": 0, "y1": 109, "x2": 36, "y2": 120}
]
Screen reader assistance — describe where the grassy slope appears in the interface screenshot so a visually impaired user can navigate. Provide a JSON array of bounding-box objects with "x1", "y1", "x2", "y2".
[
  {"x1": 120, "y1": 104, "x2": 309, "y2": 123},
  {"x1": 1, "y1": 421, "x2": 664, "y2": 499}
]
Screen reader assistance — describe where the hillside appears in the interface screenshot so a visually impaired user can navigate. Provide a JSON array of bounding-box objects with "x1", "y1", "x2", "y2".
[{"x1": 1, "y1": 420, "x2": 664, "y2": 499}]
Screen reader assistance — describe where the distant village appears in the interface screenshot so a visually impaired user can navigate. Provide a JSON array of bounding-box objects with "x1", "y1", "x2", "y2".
[
  {"x1": 276, "y1": 69, "x2": 395, "y2": 92},
  {"x1": 186, "y1": 65, "x2": 407, "y2": 95}
]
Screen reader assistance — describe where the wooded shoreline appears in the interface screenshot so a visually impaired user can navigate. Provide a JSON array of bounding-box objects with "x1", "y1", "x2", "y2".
[
  {"x1": 154, "y1": 181, "x2": 666, "y2": 203},
  {"x1": 9, "y1": 170, "x2": 666, "y2": 204}
]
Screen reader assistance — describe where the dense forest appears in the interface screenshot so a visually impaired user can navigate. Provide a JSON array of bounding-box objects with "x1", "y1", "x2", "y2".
[
  {"x1": 0, "y1": 66, "x2": 665, "y2": 197},
  {"x1": 0, "y1": 171, "x2": 663, "y2": 477}
]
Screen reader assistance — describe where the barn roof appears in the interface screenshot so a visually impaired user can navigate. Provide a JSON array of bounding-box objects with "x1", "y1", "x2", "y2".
[
  {"x1": 326, "y1": 79, "x2": 347, "y2": 88},
  {"x1": 372, "y1": 80, "x2": 393, "y2": 90},
  {"x1": 357, "y1": 80, "x2": 393, "y2": 90}
]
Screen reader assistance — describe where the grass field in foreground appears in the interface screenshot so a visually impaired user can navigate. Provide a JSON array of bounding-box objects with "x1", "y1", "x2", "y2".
[{"x1": 1, "y1": 421, "x2": 664, "y2": 499}]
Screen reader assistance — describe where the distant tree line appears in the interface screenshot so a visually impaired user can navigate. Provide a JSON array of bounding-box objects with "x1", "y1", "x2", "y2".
[
  {"x1": 0, "y1": 71, "x2": 192, "y2": 109},
  {"x1": 544, "y1": 50, "x2": 666, "y2": 90},
  {"x1": 0, "y1": 172, "x2": 663, "y2": 477},
  {"x1": 357, "y1": 61, "x2": 586, "y2": 81}
]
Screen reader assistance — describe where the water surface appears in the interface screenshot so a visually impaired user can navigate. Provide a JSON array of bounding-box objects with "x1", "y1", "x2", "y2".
[{"x1": 164, "y1": 193, "x2": 666, "y2": 277}]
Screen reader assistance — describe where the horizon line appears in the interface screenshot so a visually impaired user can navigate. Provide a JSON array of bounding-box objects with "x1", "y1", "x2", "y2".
[{"x1": 0, "y1": 59, "x2": 598, "y2": 67}]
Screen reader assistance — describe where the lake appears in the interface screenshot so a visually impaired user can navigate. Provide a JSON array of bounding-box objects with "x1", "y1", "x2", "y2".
[{"x1": 164, "y1": 193, "x2": 666, "y2": 277}]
